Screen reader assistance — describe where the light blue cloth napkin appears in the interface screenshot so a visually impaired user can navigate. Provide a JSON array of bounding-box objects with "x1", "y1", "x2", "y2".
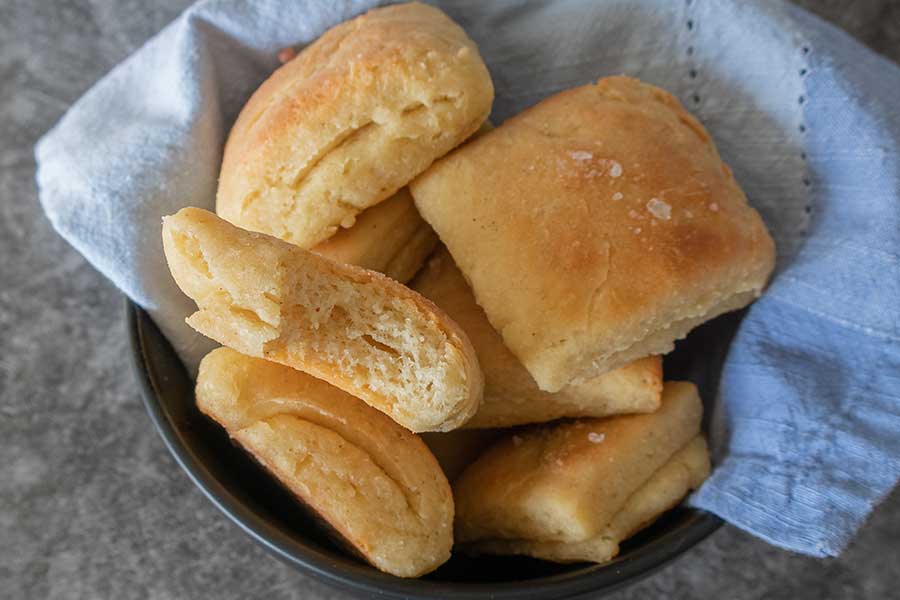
[{"x1": 35, "y1": 0, "x2": 900, "y2": 557}]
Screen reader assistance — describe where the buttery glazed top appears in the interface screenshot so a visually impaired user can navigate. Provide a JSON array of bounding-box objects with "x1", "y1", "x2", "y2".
[{"x1": 412, "y1": 76, "x2": 775, "y2": 391}]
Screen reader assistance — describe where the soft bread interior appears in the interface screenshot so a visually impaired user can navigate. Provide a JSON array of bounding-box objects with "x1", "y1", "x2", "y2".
[
  {"x1": 196, "y1": 347, "x2": 454, "y2": 577},
  {"x1": 163, "y1": 208, "x2": 482, "y2": 432},
  {"x1": 453, "y1": 382, "x2": 702, "y2": 543},
  {"x1": 463, "y1": 436, "x2": 710, "y2": 563}
]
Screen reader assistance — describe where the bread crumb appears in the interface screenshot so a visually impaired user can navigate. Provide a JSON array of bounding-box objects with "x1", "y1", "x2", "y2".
[
  {"x1": 709, "y1": 202, "x2": 719, "y2": 212},
  {"x1": 555, "y1": 458, "x2": 564, "y2": 467},
  {"x1": 633, "y1": 227, "x2": 642, "y2": 234},
  {"x1": 569, "y1": 150, "x2": 593, "y2": 161},
  {"x1": 609, "y1": 161, "x2": 623, "y2": 177},
  {"x1": 628, "y1": 209, "x2": 640, "y2": 219},
  {"x1": 277, "y1": 47, "x2": 296, "y2": 64},
  {"x1": 646, "y1": 197, "x2": 672, "y2": 220},
  {"x1": 340, "y1": 215, "x2": 356, "y2": 228},
  {"x1": 512, "y1": 435, "x2": 523, "y2": 447},
  {"x1": 612, "y1": 192, "x2": 623, "y2": 201},
  {"x1": 588, "y1": 432, "x2": 606, "y2": 444}
]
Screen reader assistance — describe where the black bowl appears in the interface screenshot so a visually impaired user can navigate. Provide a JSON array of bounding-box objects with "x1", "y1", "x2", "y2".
[{"x1": 127, "y1": 299, "x2": 726, "y2": 598}]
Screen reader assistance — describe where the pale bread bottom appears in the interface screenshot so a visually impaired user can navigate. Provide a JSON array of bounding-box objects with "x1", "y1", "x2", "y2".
[{"x1": 569, "y1": 289, "x2": 760, "y2": 388}]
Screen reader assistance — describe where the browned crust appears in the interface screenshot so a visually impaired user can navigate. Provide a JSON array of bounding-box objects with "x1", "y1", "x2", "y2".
[{"x1": 411, "y1": 76, "x2": 775, "y2": 392}]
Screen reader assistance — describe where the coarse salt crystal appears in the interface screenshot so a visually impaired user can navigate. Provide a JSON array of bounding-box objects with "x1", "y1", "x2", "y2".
[
  {"x1": 612, "y1": 192, "x2": 623, "y2": 201},
  {"x1": 633, "y1": 227, "x2": 642, "y2": 234},
  {"x1": 569, "y1": 150, "x2": 593, "y2": 161},
  {"x1": 609, "y1": 161, "x2": 623, "y2": 177},
  {"x1": 709, "y1": 202, "x2": 719, "y2": 212},
  {"x1": 684, "y1": 209, "x2": 694, "y2": 218},
  {"x1": 628, "y1": 209, "x2": 640, "y2": 219},
  {"x1": 646, "y1": 197, "x2": 672, "y2": 220},
  {"x1": 588, "y1": 432, "x2": 605, "y2": 444},
  {"x1": 555, "y1": 459, "x2": 564, "y2": 467}
]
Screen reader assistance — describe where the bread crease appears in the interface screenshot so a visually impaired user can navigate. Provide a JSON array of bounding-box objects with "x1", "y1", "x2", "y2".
[{"x1": 196, "y1": 347, "x2": 454, "y2": 577}]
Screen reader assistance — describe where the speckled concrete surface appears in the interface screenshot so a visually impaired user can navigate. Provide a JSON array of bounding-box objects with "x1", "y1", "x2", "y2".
[{"x1": 1, "y1": 1, "x2": 898, "y2": 598}]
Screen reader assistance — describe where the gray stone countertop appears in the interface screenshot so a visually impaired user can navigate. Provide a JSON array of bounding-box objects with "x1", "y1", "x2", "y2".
[{"x1": 2, "y1": 1, "x2": 899, "y2": 598}]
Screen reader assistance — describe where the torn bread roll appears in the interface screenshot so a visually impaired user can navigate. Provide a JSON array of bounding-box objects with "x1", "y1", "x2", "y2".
[
  {"x1": 196, "y1": 347, "x2": 454, "y2": 577},
  {"x1": 312, "y1": 188, "x2": 437, "y2": 283},
  {"x1": 411, "y1": 247, "x2": 662, "y2": 427},
  {"x1": 464, "y1": 436, "x2": 710, "y2": 563},
  {"x1": 162, "y1": 208, "x2": 483, "y2": 432},
  {"x1": 453, "y1": 382, "x2": 703, "y2": 543},
  {"x1": 411, "y1": 76, "x2": 775, "y2": 392},
  {"x1": 217, "y1": 2, "x2": 494, "y2": 249}
]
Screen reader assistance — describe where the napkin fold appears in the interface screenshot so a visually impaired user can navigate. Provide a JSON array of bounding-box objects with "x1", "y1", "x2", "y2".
[{"x1": 35, "y1": 0, "x2": 900, "y2": 557}]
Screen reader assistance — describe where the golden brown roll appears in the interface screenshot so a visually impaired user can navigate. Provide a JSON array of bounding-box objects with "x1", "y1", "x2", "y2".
[
  {"x1": 162, "y1": 207, "x2": 483, "y2": 432},
  {"x1": 312, "y1": 188, "x2": 437, "y2": 283},
  {"x1": 217, "y1": 2, "x2": 494, "y2": 249},
  {"x1": 464, "y1": 436, "x2": 710, "y2": 563},
  {"x1": 196, "y1": 347, "x2": 454, "y2": 577},
  {"x1": 411, "y1": 76, "x2": 775, "y2": 392},
  {"x1": 453, "y1": 382, "x2": 703, "y2": 543},
  {"x1": 412, "y1": 247, "x2": 662, "y2": 428}
]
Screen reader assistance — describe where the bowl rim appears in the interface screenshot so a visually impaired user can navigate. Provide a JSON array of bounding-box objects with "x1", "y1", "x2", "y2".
[{"x1": 127, "y1": 299, "x2": 723, "y2": 599}]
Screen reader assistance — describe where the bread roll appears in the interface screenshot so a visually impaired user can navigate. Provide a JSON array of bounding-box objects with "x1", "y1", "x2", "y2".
[
  {"x1": 464, "y1": 436, "x2": 710, "y2": 563},
  {"x1": 309, "y1": 123, "x2": 494, "y2": 283},
  {"x1": 453, "y1": 382, "x2": 703, "y2": 543},
  {"x1": 312, "y1": 188, "x2": 437, "y2": 283},
  {"x1": 162, "y1": 208, "x2": 482, "y2": 432},
  {"x1": 217, "y1": 2, "x2": 494, "y2": 249},
  {"x1": 411, "y1": 76, "x2": 775, "y2": 392},
  {"x1": 196, "y1": 347, "x2": 453, "y2": 577},
  {"x1": 420, "y1": 429, "x2": 503, "y2": 482},
  {"x1": 411, "y1": 248, "x2": 661, "y2": 427}
]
